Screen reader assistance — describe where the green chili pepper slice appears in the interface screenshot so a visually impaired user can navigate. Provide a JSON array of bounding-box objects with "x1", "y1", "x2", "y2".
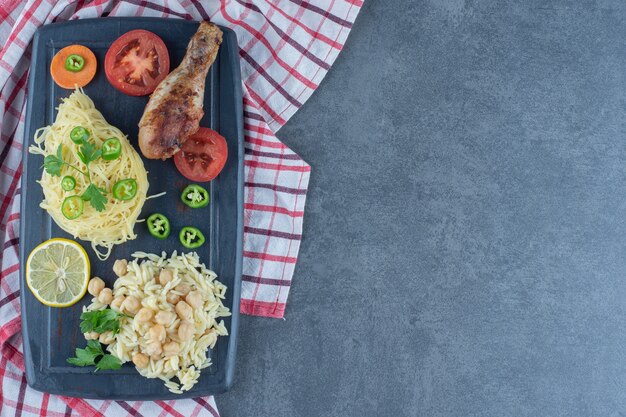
[
  {"x1": 61, "y1": 195, "x2": 84, "y2": 220},
  {"x1": 65, "y1": 54, "x2": 85, "y2": 72},
  {"x1": 147, "y1": 213, "x2": 170, "y2": 239},
  {"x1": 102, "y1": 138, "x2": 122, "y2": 161},
  {"x1": 112, "y1": 178, "x2": 137, "y2": 201},
  {"x1": 61, "y1": 175, "x2": 76, "y2": 191},
  {"x1": 179, "y1": 226, "x2": 205, "y2": 249},
  {"x1": 181, "y1": 184, "x2": 210, "y2": 208},
  {"x1": 69, "y1": 126, "x2": 90, "y2": 145}
]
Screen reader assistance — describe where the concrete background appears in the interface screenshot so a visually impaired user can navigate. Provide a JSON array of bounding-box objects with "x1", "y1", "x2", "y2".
[{"x1": 219, "y1": 1, "x2": 626, "y2": 416}]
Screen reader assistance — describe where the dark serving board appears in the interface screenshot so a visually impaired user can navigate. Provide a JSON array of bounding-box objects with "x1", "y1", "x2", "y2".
[{"x1": 19, "y1": 18, "x2": 243, "y2": 400}]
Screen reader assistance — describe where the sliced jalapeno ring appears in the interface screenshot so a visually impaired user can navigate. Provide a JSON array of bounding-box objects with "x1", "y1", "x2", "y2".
[
  {"x1": 61, "y1": 195, "x2": 84, "y2": 220},
  {"x1": 61, "y1": 175, "x2": 76, "y2": 191},
  {"x1": 181, "y1": 184, "x2": 210, "y2": 208},
  {"x1": 179, "y1": 226, "x2": 205, "y2": 249},
  {"x1": 147, "y1": 213, "x2": 170, "y2": 239},
  {"x1": 102, "y1": 138, "x2": 121, "y2": 161},
  {"x1": 65, "y1": 54, "x2": 85, "y2": 72},
  {"x1": 112, "y1": 178, "x2": 137, "y2": 201},
  {"x1": 69, "y1": 126, "x2": 90, "y2": 145}
]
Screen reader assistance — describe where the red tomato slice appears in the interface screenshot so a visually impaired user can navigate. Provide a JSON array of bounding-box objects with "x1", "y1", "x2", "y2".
[
  {"x1": 174, "y1": 128, "x2": 228, "y2": 182},
  {"x1": 104, "y1": 30, "x2": 170, "y2": 96}
]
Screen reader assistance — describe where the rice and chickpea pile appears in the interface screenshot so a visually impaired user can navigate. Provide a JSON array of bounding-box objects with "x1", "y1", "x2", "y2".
[{"x1": 84, "y1": 251, "x2": 231, "y2": 394}]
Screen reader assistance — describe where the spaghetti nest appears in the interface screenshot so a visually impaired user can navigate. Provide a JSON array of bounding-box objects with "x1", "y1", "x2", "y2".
[{"x1": 29, "y1": 89, "x2": 149, "y2": 260}]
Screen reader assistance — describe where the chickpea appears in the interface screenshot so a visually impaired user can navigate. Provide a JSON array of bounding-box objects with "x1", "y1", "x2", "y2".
[
  {"x1": 185, "y1": 290, "x2": 202, "y2": 309},
  {"x1": 99, "y1": 331, "x2": 115, "y2": 345},
  {"x1": 123, "y1": 296, "x2": 141, "y2": 315},
  {"x1": 155, "y1": 310, "x2": 176, "y2": 325},
  {"x1": 97, "y1": 288, "x2": 113, "y2": 305},
  {"x1": 135, "y1": 307, "x2": 153, "y2": 323},
  {"x1": 113, "y1": 259, "x2": 128, "y2": 277},
  {"x1": 174, "y1": 283, "x2": 191, "y2": 296},
  {"x1": 110, "y1": 295, "x2": 125, "y2": 311},
  {"x1": 178, "y1": 320, "x2": 195, "y2": 341},
  {"x1": 162, "y1": 341, "x2": 180, "y2": 357},
  {"x1": 175, "y1": 300, "x2": 193, "y2": 321},
  {"x1": 84, "y1": 331, "x2": 99, "y2": 340},
  {"x1": 144, "y1": 340, "x2": 162, "y2": 357},
  {"x1": 87, "y1": 277, "x2": 105, "y2": 297},
  {"x1": 159, "y1": 268, "x2": 174, "y2": 286},
  {"x1": 148, "y1": 324, "x2": 166, "y2": 343},
  {"x1": 132, "y1": 352, "x2": 149, "y2": 368},
  {"x1": 166, "y1": 291, "x2": 181, "y2": 305}
]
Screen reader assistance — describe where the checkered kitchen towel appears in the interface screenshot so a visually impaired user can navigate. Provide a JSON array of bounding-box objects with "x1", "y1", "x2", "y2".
[{"x1": 0, "y1": 0, "x2": 362, "y2": 416}]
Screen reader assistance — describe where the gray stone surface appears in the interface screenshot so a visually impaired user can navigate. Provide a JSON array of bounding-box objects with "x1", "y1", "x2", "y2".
[{"x1": 218, "y1": 1, "x2": 626, "y2": 416}]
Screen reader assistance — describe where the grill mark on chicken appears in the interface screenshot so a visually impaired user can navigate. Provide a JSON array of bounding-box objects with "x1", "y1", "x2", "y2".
[{"x1": 138, "y1": 22, "x2": 223, "y2": 159}]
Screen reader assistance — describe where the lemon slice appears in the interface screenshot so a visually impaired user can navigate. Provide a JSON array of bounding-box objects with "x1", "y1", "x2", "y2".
[{"x1": 26, "y1": 238, "x2": 90, "y2": 307}]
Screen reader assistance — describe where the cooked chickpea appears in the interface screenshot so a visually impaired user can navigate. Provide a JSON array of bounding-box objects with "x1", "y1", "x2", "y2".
[
  {"x1": 97, "y1": 288, "x2": 113, "y2": 305},
  {"x1": 87, "y1": 277, "x2": 105, "y2": 297},
  {"x1": 175, "y1": 300, "x2": 193, "y2": 321},
  {"x1": 113, "y1": 259, "x2": 128, "y2": 277},
  {"x1": 132, "y1": 352, "x2": 149, "y2": 368},
  {"x1": 162, "y1": 341, "x2": 180, "y2": 357},
  {"x1": 159, "y1": 268, "x2": 174, "y2": 286},
  {"x1": 111, "y1": 295, "x2": 125, "y2": 311},
  {"x1": 178, "y1": 320, "x2": 195, "y2": 341},
  {"x1": 174, "y1": 283, "x2": 191, "y2": 296},
  {"x1": 84, "y1": 331, "x2": 99, "y2": 340},
  {"x1": 155, "y1": 310, "x2": 176, "y2": 325},
  {"x1": 185, "y1": 290, "x2": 202, "y2": 309},
  {"x1": 134, "y1": 307, "x2": 153, "y2": 323},
  {"x1": 144, "y1": 341, "x2": 162, "y2": 357},
  {"x1": 148, "y1": 324, "x2": 166, "y2": 343},
  {"x1": 123, "y1": 296, "x2": 141, "y2": 315},
  {"x1": 99, "y1": 331, "x2": 115, "y2": 345},
  {"x1": 166, "y1": 291, "x2": 181, "y2": 304}
]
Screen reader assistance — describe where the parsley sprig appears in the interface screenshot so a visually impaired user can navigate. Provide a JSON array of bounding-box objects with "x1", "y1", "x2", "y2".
[
  {"x1": 67, "y1": 340, "x2": 122, "y2": 371},
  {"x1": 43, "y1": 142, "x2": 107, "y2": 212},
  {"x1": 67, "y1": 308, "x2": 128, "y2": 371},
  {"x1": 79, "y1": 308, "x2": 128, "y2": 335}
]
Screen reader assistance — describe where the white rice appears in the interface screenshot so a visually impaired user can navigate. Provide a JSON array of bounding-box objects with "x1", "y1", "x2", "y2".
[{"x1": 83, "y1": 251, "x2": 231, "y2": 394}]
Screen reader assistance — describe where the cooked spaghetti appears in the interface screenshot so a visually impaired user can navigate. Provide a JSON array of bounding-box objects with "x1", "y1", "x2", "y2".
[{"x1": 29, "y1": 89, "x2": 149, "y2": 260}]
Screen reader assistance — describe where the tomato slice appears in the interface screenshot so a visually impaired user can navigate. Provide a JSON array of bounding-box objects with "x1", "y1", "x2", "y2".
[
  {"x1": 104, "y1": 30, "x2": 170, "y2": 96},
  {"x1": 174, "y1": 128, "x2": 228, "y2": 182}
]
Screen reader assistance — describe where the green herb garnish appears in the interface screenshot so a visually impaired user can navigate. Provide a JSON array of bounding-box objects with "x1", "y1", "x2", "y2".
[
  {"x1": 81, "y1": 184, "x2": 108, "y2": 212},
  {"x1": 77, "y1": 141, "x2": 102, "y2": 166},
  {"x1": 42, "y1": 144, "x2": 65, "y2": 177},
  {"x1": 67, "y1": 309, "x2": 128, "y2": 371},
  {"x1": 42, "y1": 138, "x2": 108, "y2": 212},
  {"x1": 79, "y1": 308, "x2": 127, "y2": 335},
  {"x1": 67, "y1": 339, "x2": 122, "y2": 371}
]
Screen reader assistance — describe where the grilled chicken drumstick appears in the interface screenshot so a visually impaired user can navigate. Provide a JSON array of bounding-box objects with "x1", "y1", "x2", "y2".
[{"x1": 138, "y1": 22, "x2": 223, "y2": 160}]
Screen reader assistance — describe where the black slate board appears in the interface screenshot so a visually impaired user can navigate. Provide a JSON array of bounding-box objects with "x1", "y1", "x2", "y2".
[{"x1": 19, "y1": 18, "x2": 243, "y2": 400}]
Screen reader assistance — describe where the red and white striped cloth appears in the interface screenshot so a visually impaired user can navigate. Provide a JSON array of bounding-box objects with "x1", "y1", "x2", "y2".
[{"x1": 0, "y1": 0, "x2": 361, "y2": 416}]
